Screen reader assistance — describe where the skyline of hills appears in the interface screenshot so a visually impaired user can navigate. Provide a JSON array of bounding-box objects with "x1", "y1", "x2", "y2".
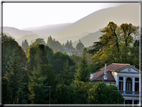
[{"x1": 1, "y1": 4, "x2": 140, "y2": 47}]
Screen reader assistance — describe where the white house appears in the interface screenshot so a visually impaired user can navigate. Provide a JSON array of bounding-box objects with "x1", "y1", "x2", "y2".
[
  {"x1": 90, "y1": 63, "x2": 141, "y2": 104},
  {"x1": 64, "y1": 49, "x2": 82, "y2": 56}
]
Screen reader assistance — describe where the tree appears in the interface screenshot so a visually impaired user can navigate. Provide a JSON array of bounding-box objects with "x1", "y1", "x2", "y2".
[
  {"x1": 74, "y1": 48, "x2": 90, "y2": 82},
  {"x1": 2, "y1": 77, "x2": 12, "y2": 104},
  {"x1": 55, "y1": 84, "x2": 75, "y2": 104},
  {"x1": 88, "y1": 82, "x2": 124, "y2": 104},
  {"x1": 17, "y1": 88, "x2": 24, "y2": 104},
  {"x1": 71, "y1": 81, "x2": 93, "y2": 104},
  {"x1": 76, "y1": 40, "x2": 84, "y2": 50},
  {"x1": 70, "y1": 54, "x2": 81, "y2": 64},
  {"x1": 5, "y1": 48, "x2": 25, "y2": 103},
  {"x1": 28, "y1": 64, "x2": 49, "y2": 104},
  {"x1": 120, "y1": 23, "x2": 139, "y2": 47},
  {"x1": 2, "y1": 34, "x2": 27, "y2": 76},
  {"x1": 52, "y1": 51, "x2": 75, "y2": 74},
  {"x1": 61, "y1": 60, "x2": 73, "y2": 85},
  {"x1": 47, "y1": 36, "x2": 63, "y2": 52}
]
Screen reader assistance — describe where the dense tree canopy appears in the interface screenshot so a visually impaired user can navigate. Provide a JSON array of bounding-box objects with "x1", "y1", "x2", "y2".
[
  {"x1": 3, "y1": 21, "x2": 138, "y2": 104},
  {"x1": 88, "y1": 82, "x2": 124, "y2": 104}
]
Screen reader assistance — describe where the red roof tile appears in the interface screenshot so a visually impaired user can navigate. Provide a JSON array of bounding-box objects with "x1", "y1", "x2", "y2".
[
  {"x1": 95, "y1": 71, "x2": 116, "y2": 82},
  {"x1": 91, "y1": 63, "x2": 130, "y2": 81}
]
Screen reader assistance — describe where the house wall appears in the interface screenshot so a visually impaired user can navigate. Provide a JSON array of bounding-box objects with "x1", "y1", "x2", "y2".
[
  {"x1": 111, "y1": 72, "x2": 117, "y2": 81},
  {"x1": 117, "y1": 73, "x2": 139, "y2": 77}
]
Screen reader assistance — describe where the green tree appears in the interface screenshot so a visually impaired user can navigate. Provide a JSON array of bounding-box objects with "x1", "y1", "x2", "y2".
[
  {"x1": 74, "y1": 48, "x2": 90, "y2": 82},
  {"x1": 76, "y1": 40, "x2": 84, "y2": 50},
  {"x1": 5, "y1": 48, "x2": 25, "y2": 103},
  {"x1": 17, "y1": 88, "x2": 24, "y2": 104},
  {"x1": 2, "y1": 34, "x2": 27, "y2": 76},
  {"x1": 88, "y1": 82, "x2": 124, "y2": 104},
  {"x1": 55, "y1": 84, "x2": 75, "y2": 104},
  {"x1": 71, "y1": 81, "x2": 92, "y2": 104},
  {"x1": 52, "y1": 51, "x2": 75, "y2": 74},
  {"x1": 28, "y1": 64, "x2": 49, "y2": 104},
  {"x1": 2, "y1": 77, "x2": 12, "y2": 104},
  {"x1": 70, "y1": 54, "x2": 81, "y2": 64}
]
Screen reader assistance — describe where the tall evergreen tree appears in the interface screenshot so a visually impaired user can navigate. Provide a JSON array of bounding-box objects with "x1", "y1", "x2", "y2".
[
  {"x1": 5, "y1": 48, "x2": 25, "y2": 103},
  {"x1": 74, "y1": 48, "x2": 90, "y2": 82},
  {"x1": 17, "y1": 88, "x2": 24, "y2": 104},
  {"x1": 2, "y1": 77, "x2": 12, "y2": 104},
  {"x1": 28, "y1": 64, "x2": 49, "y2": 104}
]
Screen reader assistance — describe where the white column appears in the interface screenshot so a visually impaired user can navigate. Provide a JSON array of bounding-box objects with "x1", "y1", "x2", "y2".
[
  {"x1": 132, "y1": 100, "x2": 134, "y2": 104},
  {"x1": 132, "y1": 77, "x2": 135, "y2": 94},
  {"x1": 116, "y1": 76, "x2": 119, "y2": 89},
  {"x1": 123, "y1": 77, "x2": 126, "y2": 94}
]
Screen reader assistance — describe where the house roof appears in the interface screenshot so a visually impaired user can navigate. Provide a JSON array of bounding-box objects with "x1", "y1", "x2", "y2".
[
  {"x1": 91, "y1": 63, "x2": 130, "y2": 81},
  {"x1": 94, "y1": 71, "x2": 116, "y2": 82}
]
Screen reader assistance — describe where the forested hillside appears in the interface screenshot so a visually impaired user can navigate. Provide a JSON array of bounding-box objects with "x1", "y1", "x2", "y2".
[{"x1": 2, "y1": 22, "x2": 139, "y2": 104}]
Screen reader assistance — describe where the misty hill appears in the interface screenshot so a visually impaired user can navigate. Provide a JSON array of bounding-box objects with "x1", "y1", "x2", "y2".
[
  {"x1": 52, "y1": 4, "x2": 139, "y2": 40},
  {"x1": 22, "y1": 23, "x2": 72, "y2": 36},
  {"x1": 72, "y1": 29, "x2": 103, "y2": 47},
  {"x1": 0, "y1": 27, "x2": 34, "y2": 38},
  {"x1": 16, "y1": 34, "x2": 48, "y2": 46},
  {"x1": 2, "y1": 4, "x2": 139, "y2": 47}
]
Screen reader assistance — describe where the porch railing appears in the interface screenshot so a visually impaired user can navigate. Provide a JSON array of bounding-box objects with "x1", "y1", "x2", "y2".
[{"x1": 119, "y1": 90, "x2": 140, "y2": 96}]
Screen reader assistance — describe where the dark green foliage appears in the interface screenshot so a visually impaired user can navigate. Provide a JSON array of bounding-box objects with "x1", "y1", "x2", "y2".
[
  {"x1": 76, "y1": 40, "x2": 84, "y2": 50},
  {"x1": 2, "y1": 34, "x2": 27, "y2": 76},
  {"x1": 4, "y1": 48, "x2": 25, "y2": 103},
  {"x1": 70, "y1": 54, "x2": 81, "y2": 64},
  {"x1": 28, "y1": 65, "x2": 49, "y2": 104},
  {"x1": 71, "y1": 81, "x2": 93, "y2": 104},
  {"x1": 88, "y1": 82, "x2": 124, "y2": 104},
  {"x1": 27, "y1": 42, "x2": 48, "y2": 71},
  {"x1": 55, "y1": 84, "x2": 75, "y2": 104},
  {"x1": 52, "y1": 51, "x2": 75, "y2": 74},
  {"x1": 2, "y1": 77, "x2": 12, "y2": 104},
  {"x1": 61, "y1": 60, "x2": 76, "y2": 85},
  {"x1": 17, "y1": 88, "x2": 24, "y2": 104},
  {"x1": 74, "y1": 48, "x2": 90, "y2": 82}
]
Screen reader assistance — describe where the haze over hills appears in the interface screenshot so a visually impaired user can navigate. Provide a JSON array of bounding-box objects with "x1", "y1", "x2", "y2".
[
  {"x1": 0, "y1": 27, "x2": 34, "y2": 38},
  {"x1": 22, "y1": 23, "x2": 72, "y2": 36},
  {"x1": 72, "y1": 29, "x2": 103, "y2": 47},
  {"x1": 1, "y1": 4, "x2": 140, "y2": 47},
  {"x1": 51, "y1": 4, "x2": 139, "y2": 40}
]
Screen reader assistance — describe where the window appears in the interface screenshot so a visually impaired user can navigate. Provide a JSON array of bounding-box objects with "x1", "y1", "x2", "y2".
[
  {"x1": 119, "y1": 77, "x2": 123, "y2": 90},
  {"x1": 119, "y1": 82, "x2": 123, "y2": 90},
  {"x1": 135, "y1": 83, "x2": 139, "y2": 91},
  {"x1": 135, "y1": 78, "x2": 139, "y2": 81},
  {"x1": 126, "y1": 78, "x2": 132, "y2": 91},
  {"x1": 119, "y1": 77, "x2": 123, "y2": 80}
]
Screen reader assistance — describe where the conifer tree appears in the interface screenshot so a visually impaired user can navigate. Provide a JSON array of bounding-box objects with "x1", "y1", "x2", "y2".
[
  {"x1": 61, "y1": 60, "x2": 71, "y2": 85},
  {"x1": 2, "y1": 77, "x2": 12, "y2": 104},
  {"x1": 17, "y1": 88, "x2": 24, "y2": 104},
  {"x1": 74, "y1": 48, "x2": 90, "y2": 82},
  {"x1": 5, "y1": 48, "x2": 25, "y2": 103},
  {"x1": 28, "y1": 64, "x2": 49, "y2": 104}
]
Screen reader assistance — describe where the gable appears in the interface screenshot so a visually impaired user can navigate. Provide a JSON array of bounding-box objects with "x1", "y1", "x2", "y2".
[{"x1": 117, "y1": 66, "x2": 139, "y2": 73}]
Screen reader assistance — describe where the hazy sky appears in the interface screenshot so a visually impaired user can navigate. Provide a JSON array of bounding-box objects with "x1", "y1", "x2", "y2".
[{"x1": 3, "y1": 3, "x2": 126, "y2": 29}]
